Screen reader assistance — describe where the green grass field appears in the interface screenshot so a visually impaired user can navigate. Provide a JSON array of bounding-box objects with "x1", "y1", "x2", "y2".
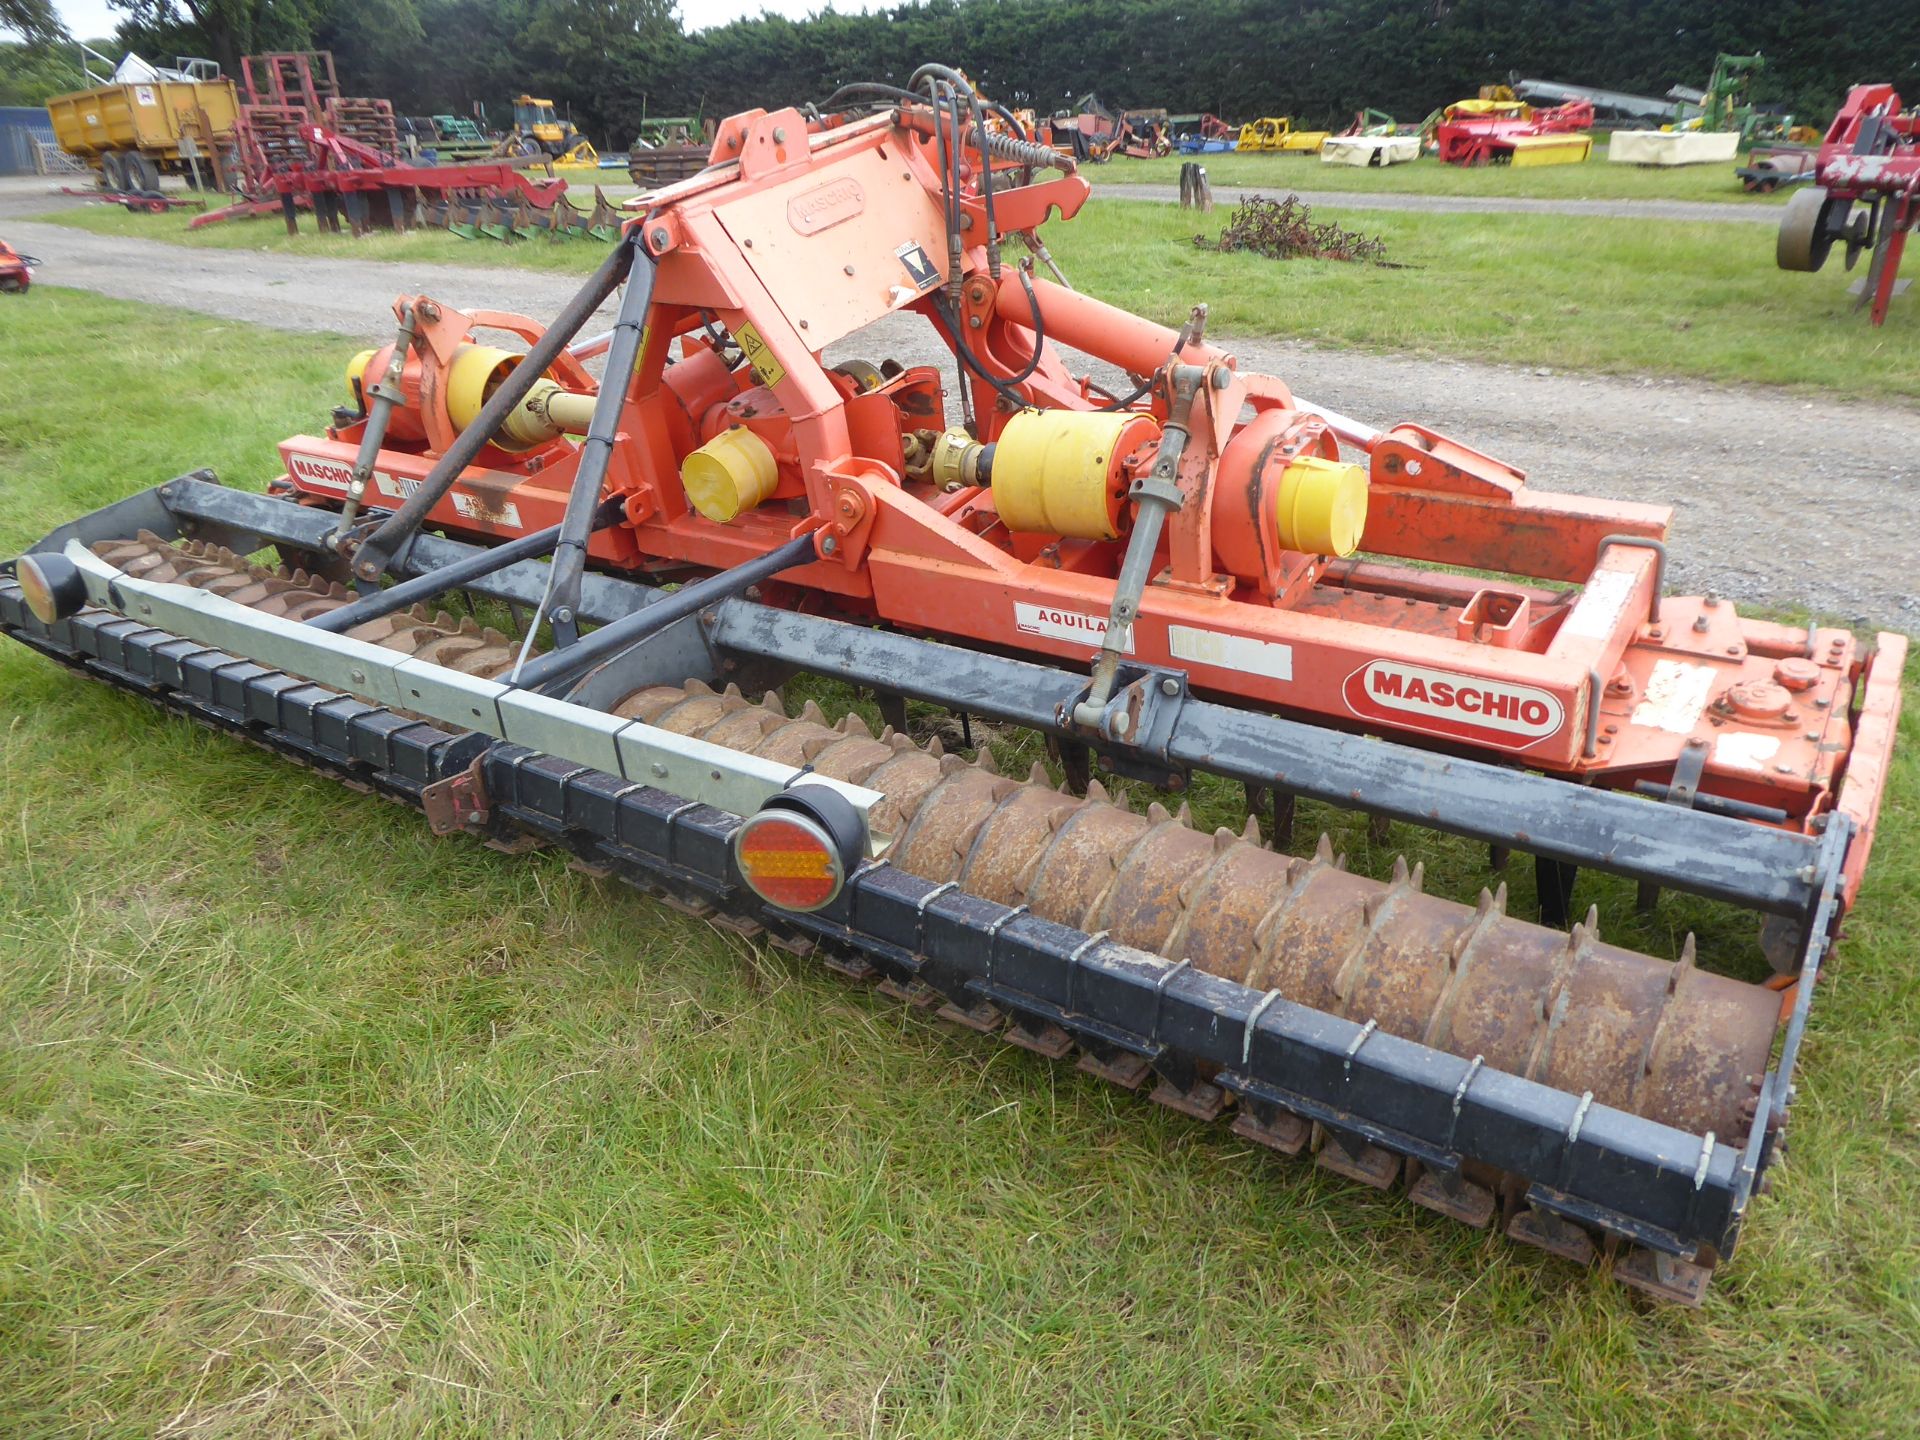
[
  {"x1": 1104, "y1": 140, "x2": 1787, "y2": 203},
  {"x1": 35, "y1": 194, "x2": 1916, "y2": 401},
  {"x1": 4, "y1": 290, "x2": 1920, "y2": 1437},
  {"x1": 1049, "y1": 199, "x2": 1920, "y2": 399}
]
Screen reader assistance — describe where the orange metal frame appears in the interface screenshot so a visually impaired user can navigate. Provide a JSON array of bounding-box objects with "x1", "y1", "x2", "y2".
[{"x1": 278, "y1": 101, "x2": 1904, "y2": 868}]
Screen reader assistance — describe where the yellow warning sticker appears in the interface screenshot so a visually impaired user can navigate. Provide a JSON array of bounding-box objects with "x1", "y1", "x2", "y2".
[{"x1": 734, "y1": 322, "x2": 786, "y2": 389}]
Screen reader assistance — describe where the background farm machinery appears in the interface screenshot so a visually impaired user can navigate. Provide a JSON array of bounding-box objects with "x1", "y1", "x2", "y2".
[
  {"x1": 1777, "y1": 83, "x2": 1920, "y2": 326},
  {"x1": 4, "y1": 64, "x2": 1903, "y2": 1309},
  {"x1": 1431, "y1": 94, "x2": 1595, "y2": 167},
  {"x1": 178, "y1": 51, "x2": 621, "y2": 241}
]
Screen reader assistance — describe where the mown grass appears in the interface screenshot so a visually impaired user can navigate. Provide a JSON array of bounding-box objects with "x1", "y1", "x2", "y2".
[
  {"x1": 1105, "y1": 140, "x2": 1786, "y2": 203},
  {"x1": 1045, "y1": 199, "x2": 1920, "y2": 400},
  {"x1": 4, "y1": 288, "x2": 1920, "y2": 1438},
  {"x1": 34, "y1": 193, "x2": 1919, "y2": 402}
]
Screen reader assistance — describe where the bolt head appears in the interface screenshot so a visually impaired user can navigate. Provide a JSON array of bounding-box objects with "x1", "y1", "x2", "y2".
[
  {"x1": 1159, "y1": 678, "x2": 1179, "y2": 697},
  {"x1": 554, "y1": 606, "x2": 573, "y2": 624},
  {"x1": 821, "y1": 534, "x2": 838, "y2": 555},
  {"x1": 651, "y1": 227, "x2": 669, "y2": 250}
]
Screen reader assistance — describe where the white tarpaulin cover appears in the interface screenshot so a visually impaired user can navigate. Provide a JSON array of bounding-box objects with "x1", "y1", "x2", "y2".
[
  {"x1": 1608, "y1": 130, "x2": 1741, "y2": 166},
  {"x1": 1320, "y1": 134, "x2": 1420, "y2": 167}
]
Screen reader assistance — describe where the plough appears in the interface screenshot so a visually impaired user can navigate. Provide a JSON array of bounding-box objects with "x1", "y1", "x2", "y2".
[
  {"x1": 1777, "y1": 83, "x2": 1919, "y2": 326},
  {"x1": 7, "y1": 63, "x2": 1903, "y2": 1305}
]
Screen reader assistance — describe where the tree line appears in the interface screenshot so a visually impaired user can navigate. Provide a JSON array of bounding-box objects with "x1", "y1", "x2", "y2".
[{"x1": 6, "y1": 0, "x2": 1916, "y2": 147}]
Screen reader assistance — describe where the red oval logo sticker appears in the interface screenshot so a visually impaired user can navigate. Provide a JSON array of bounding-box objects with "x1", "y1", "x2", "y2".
[{"x1": 1343, "y1": 660, "x2": 1564, "y2": 749}]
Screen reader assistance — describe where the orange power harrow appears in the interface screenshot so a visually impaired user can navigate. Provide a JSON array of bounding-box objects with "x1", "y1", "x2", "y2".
[{"x1": 6, "y1": 63, "x2": 1904, "y2": 1304}]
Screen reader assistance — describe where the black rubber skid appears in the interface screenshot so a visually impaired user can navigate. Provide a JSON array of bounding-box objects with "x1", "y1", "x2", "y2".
[{"x1": 0, "y1": 578, "x2": 1759, "y2": 1265}]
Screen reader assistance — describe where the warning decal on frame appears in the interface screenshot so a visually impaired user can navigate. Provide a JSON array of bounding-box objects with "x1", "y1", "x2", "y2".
[
  {"x1": 895, "y1": 240, "x2": 940, "y2": 292},
  {"x1": 733, "y1": 322, "x2": 785, "y2": 388}
]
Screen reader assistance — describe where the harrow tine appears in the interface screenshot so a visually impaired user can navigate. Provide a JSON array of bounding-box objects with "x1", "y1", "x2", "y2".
[{"x1": 543, "y1": 191, "x2": 588, "y2": 241}]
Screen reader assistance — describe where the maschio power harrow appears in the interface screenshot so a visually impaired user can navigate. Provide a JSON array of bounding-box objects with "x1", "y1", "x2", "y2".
[{"x1": 7, "y1": 63, "x2": 1904, "y2": 1305}]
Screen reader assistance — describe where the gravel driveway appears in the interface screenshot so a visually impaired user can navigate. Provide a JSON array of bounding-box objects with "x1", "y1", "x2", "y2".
[{"x1": 5, "y1": 195, "x2": 1913, "y2": 629}]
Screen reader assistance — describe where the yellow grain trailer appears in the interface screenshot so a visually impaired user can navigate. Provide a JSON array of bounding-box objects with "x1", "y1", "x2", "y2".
[{"x1": 45, "y1": 60, "x2": 237, "y2": 191}]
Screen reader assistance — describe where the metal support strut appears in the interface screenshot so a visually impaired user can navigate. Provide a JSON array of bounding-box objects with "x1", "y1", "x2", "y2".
[
  {"x1": 307, "y1": 497, "x2": 629, "y2": 635},
  {"x1": 524, "y1": 244, "x2": 657, "y2": 654},
  {"x1": 332, "y1": 301, "x2": 419, "y2": 545},
  {"x1": 510, "y1": 531, "x2": 820, "y2": 693},
  {"x1": 1071, "y1": 309, "x2": 1208, "y2": 731},
  {"x1": 351, "y1": 234, "x2": 637, "y2": 585}
]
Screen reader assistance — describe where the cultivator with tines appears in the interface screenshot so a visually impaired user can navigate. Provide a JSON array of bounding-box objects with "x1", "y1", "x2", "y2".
[
  {"x1": 7, "y1": 63, "x2": 1904, "y2": 1304},
  {"x1": 191, "y1": 48, "x2": 601, "y2": 241}
]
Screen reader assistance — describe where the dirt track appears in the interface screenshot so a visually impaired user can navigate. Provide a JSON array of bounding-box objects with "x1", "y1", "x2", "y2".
[{"x1": 5, "y1": 199, "x2": 1915, "y2": 629}]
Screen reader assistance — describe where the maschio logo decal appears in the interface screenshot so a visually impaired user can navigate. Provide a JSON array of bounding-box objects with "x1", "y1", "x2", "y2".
[
  {"x1": 287, "y1": 453, "x2": 358, "y2": 492},
  {"x1": 1014, "y1": 601, "x2": 1133, "y2": 652},
  {"x1": 1343, "y1": 660, "x2": 1563, "y2": 749},
  {"x1": 787, "y1": 177, "x2": 865, "y2": 234}
]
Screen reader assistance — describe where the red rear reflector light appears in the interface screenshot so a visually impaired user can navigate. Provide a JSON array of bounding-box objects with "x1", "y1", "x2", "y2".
[{"x1": 734, "y1": 809, "x2": 845, "y2": 912}]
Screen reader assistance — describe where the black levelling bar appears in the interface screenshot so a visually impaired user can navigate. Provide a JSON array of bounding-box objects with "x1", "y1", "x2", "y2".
[
  {"x1": 706, "y1": 605, "x2": 1825, "y2": 918},
  {"x1": 307, "y1": 497, "x2": 630, "y2": 634}
]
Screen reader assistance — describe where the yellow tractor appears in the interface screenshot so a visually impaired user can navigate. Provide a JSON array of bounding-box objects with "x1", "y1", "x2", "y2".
[
  {"x1": 1235, "y1": 116, "x2": 1330, "y2": 154},
  {"x1": 498, "y1": 94, "x2": 598, "y2": 166}
]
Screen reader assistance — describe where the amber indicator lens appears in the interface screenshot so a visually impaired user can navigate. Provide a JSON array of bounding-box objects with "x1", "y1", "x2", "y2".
[{"x1": 733, "y1": 810, "x2": 844, "y2": 911}]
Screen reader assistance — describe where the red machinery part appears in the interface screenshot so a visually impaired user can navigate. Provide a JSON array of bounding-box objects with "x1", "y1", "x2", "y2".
[
  {"x1": 275, "y1": 102, "x2": 1872, "y2": 833},
  {"x1": 0, "y1": 241, "x2": 33, "y2": 293},
  {"x1": 1434, "y1": 99, "x2": 1593, "y2": 166},
  {"x1": 1777, "y1": 84, "x2": 1920, "y2": 326}
]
